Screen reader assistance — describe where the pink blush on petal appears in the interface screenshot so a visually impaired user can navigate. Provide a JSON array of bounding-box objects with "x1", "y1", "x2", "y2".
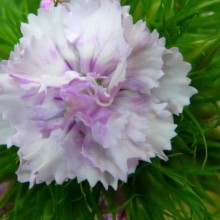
[{"x1": 40, "y1": 0, "x2": 54, "y2": 10}]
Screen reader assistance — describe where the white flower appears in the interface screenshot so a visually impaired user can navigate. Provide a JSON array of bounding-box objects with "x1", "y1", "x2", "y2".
[{"x1": 0, "y1": 0, "x2": 197, "y2": 189}]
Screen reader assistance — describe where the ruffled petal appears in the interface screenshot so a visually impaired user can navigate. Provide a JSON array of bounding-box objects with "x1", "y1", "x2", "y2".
[
  {"x1": 21, "y1": 6, "x2": 80, "y2": 71},
  {"x1": 0, "y1": 116, "x2": 15, "y2": 147},
  {"x1": 122, "y1": 8, "x2": 164, "y2": 94},
  {"x1": 82, "y1": 92, "x2": 176, "y2": 183},
  {"x1": 16, "y1": 129, "x2": 68, "y2": 187},
  {"x1": 65, "y1": 0, "x2": 129, "y2": 85},
  {"x1": 4, "y1": 36, "x2": 69, "y2": 85},
  {"x1": 0, "y1": 74, "x2": 28, "y2": 125},
  {"x1": 152, "y1": 48, "x2": 197, "y2": 114}
]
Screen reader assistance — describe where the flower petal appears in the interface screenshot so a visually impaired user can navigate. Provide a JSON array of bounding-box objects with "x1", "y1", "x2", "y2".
[
  {"x1": 65, "y1": 0, "x2": 129, "y2": 80},
  {"x1": 122, "y1": 8, "x2": 164, "y2": 94},
  {"x1": 0, "y1": 116, "x2": 15, "y2": 148},
  {"x1": 152, "y1": 48, "x2": 197, "y2": 114}
]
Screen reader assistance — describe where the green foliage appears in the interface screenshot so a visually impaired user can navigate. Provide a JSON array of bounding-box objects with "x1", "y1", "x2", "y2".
[
  {"x1": 0, "y1": 0, "x2": 40, "y2": 59},
  {"x1": 1, "y1": 0, "x2": 220, "y2": 219}
]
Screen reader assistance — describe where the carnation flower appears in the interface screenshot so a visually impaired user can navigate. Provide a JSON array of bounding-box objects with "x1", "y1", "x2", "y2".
[
  {"x1": 0, "y1": 0, "x2": 197, "y2": 189},
  {"x1": 40, "y1": 0, "x2": 55, "y2": 10},
  {"x1": 40, "y1": 0, "x2": 65, "y2": 10}
]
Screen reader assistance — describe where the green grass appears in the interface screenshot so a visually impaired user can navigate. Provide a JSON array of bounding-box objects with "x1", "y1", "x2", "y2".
[{"x1": 1, "y1": 0, "x2": 220, "y2": 219}]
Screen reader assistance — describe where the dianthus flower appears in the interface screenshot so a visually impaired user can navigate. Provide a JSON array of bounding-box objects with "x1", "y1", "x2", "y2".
[
  {"x1": 0, "y1": 0, "x2": 197, "y2": 189},
  {"x1": 40, "y1": 0, "x2": 65, "y2": 10}
]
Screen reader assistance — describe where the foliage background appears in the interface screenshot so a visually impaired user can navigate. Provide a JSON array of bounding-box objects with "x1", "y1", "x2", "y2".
[{"x1": 1, "y1": 0, "x2": 220, "y2": 219}]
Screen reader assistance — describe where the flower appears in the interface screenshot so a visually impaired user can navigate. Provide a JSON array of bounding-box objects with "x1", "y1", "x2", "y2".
[
  {"x1": 0, "y1": 0, "x2": 197, "y2": 189},
  {"x1": 40, "y1": 0, "x2": 65, "y2": 10},
  {"x1": 103, "y1": 212, "x2": 126, "y2": 220},
  {"x1": 40, "y1": 0, "x2": 55, "y2": 10},
  {"x1": 99, "y1": 190, "x2": 127, "y2": 220},
  {"x1": 0, "y1": 182, "x2": 8, "y2": 198}
]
